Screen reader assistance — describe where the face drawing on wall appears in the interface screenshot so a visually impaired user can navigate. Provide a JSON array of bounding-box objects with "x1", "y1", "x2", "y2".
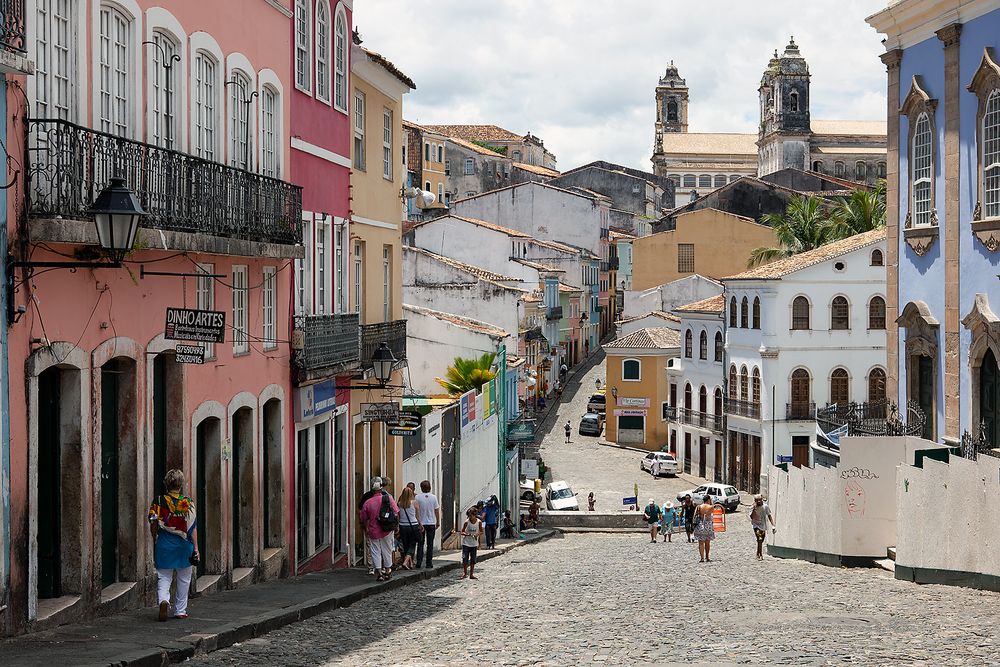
[{"x1": 844, "y1": 480, "x2": 866, "y2": 517}]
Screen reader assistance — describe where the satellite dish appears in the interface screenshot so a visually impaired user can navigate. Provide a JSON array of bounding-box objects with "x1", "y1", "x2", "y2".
[{"x1": 420, "y1": 190, "x2": 436, "y2": 207}]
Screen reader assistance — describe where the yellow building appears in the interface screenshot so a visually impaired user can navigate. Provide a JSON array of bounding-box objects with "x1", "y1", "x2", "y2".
[
  {"x1": 604, "y1": 328, "x2": 679, "y2": 450},
  {"x1": 349, "y1": 41, "x2": 414, "y2": 557},
  {"x1": 403, "y1": 120, "x2": 450, "y2": 212},
  {"x1": 631, "y1": 208, "x2": 777, "y2": 290}
]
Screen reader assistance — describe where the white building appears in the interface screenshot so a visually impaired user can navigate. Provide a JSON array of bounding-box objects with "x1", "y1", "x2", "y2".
[
  {"x1": 623, "y1": 274, "x2": 722, "y2": 319},
  {"x1": 667, "y1": 295, "x2": 726, "y2": 481},
  {"x1": 721, "y1": 229, "x2": 887, "y2": 493}
]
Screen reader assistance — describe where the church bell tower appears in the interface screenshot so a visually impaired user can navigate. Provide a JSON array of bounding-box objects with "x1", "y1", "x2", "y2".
[{"x1": 758, "y1": 37, "x2": 811, "y2": 175}]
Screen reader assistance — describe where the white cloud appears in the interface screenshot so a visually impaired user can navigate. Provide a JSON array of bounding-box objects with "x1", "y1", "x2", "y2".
[{"x1": 354, "y1": 0, "x2": 888, "y2": 171}]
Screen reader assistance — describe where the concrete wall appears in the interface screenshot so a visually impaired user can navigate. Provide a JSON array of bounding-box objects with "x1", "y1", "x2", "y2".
[
  {"x1": 768, "y1": 461, "x2": 842, "y2": 562},
  {"x1": 458, "y1": 394, "x2": 500, "y2": 513}
]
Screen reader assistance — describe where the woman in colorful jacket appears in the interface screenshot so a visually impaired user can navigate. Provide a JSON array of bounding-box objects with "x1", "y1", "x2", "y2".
[{"x1": 148, "y1": 469, "x2": 199, "y2": 621}]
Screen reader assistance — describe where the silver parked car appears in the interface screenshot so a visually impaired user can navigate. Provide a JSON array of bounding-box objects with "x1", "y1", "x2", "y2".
[{"x1": 676, "y1": 484, "x2": 741, "y2": 512}]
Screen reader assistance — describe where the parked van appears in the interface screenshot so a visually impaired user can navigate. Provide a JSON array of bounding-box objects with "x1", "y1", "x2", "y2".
[{"x1": 587, "y1": 392, "x2": 606, "y2": 414}]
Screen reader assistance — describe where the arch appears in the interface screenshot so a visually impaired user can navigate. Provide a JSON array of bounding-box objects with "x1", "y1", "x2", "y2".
[
  {"x1": 855, "y1": 160, "x2": 868, "y2": 181},
  {"x1": 752, "y1": 296, "x2": 761, "y2": 329},
  {"x1": 315, "y1": 0, "x2": 332, "y2": 104},
  {"x1": 698, "y1": 330, "x2": 708, "y2": 360},
  {"x1": 259, "y1": 385, "x2": 286, "y2": 551},
  {"x1": 790, "y1": 368, "x2": 811, "y2": 416},
  {"x1": 92, "y1": 0, "x2": 144, "y2": 138},
  {"x1": 191, "y1": 400, "x2": 225, "y2": 576},
  {"x1": 684, "y1": 382, "x2": 692, "y2": 410},
  {"x1": 713, "y1": 174, "x2": 726, "y2": 187},
  {"x1": 714, "y1": 331, "x2": 723, "y2": 362},
  {"x1": 900, "y1": 300, "x2": 940, "y2": 440},
  {"x1": 258, "y1": 68, "x2": 285, "y2": 178},
  {"x1": 698, "y1": 385, "x2": 708, "y2": 413},
  {"x1": 868, "y1": 295, "x2": 886, "y2": 330},
  {"x1": 868, "y1": 367, "x2": 887, "y2": 403},
  {"x1": 791, "y1": 295, "x2": 810, "y2": 330},
  {"x1": 190, "y1": 32, "x2": 224, "y2": 161},
  {"x1": 739, "y1": 365, "x2": 749, "y2": 401},
  {"x1": 752, "y1": 367, "x2": 761, "y2": 405},
  {"x1": 29, "y1": 0, "x2": 88, "y2": 121},
  {"x1": 729, "y1": 296, "x2": 737, "y2": 328},
  {"x1": 911, "y1": 112, "x2": 934, "y2": 226},
  {"x1": 830, "y1": 367, "x2": 850, "y2": 406},
  {"x1": 831, "y1": 295, "x2": 850, "y2": 330},
  {"x1": 728, "y1": 364, "x2": 737, "y2": 399},
  {"x1": 789, "y1": 90, "x2": 799, "y2": 112},
  {"x1": 870, "y1": 248, "x2": 884, "y2": 266},
  {"x1": 228, "y1": 392, "x2": 259, "y2": 571},
  {"x1": 740, "y1": 296, "x2": 749, "y2": 328},
  {"x1": 333, "y1": 1, "x2": 348, "y2": 112},
  {"x1": 698, "y1": 174, "x2": 712, "y2": 188},
  {"x1": 622, "y1": 358, "x2": 641, "y2": 381},
  {"x1": 684, "y1": 329, "x2": 693, "y2": 358},
  {"x1": 713, "y1": 387, "x2": 723, "y2": 416},
  {"x1": 293, "y1": 0, "x2": 311, "y2": 93},
  {"x1": 812, "y1": 160, "x2": 824, "y2": 173},
  {"x1": 144, "y1": 6, "x2": 188, "y2": 150}
]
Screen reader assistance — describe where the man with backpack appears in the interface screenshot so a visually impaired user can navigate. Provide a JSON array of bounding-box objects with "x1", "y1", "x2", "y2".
[
  {"x1": 359, "y1": 476, "x2": 399, "y2": 581},
  {"x1": 643, "y1": 498, "x2": 662, "y2": 543}
]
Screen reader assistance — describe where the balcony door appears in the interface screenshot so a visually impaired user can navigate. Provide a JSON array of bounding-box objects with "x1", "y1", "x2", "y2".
[
  {"x1": 981, "y1": 349, "x2": 999, "y2": 448},
  {"x1": 791, "y1": 369, "x2": 810, "y2": 418}
]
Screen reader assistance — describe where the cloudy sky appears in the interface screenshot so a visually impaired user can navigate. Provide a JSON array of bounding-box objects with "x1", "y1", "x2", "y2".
[{"x1": 354, "y1": 1, "x2": 889, "y2": 172}]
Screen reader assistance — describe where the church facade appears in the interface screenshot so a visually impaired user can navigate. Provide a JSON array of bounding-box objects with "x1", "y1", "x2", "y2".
[{"x1": 652, "y1": 39, "x2": 888, "y2": 201}]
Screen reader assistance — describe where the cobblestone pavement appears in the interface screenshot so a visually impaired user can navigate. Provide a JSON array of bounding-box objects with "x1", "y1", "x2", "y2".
[
  {"x1": 538, "y1": 351, "x2": 693, "y2": 511},
  {"x1": 187, "y1": 518, "x2": 1000, "y2": 666}
]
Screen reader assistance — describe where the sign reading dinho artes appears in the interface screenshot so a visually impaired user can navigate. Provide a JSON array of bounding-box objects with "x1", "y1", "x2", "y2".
[{"x1": 164, "y1": 307, "x2": 226, "y2": 343}]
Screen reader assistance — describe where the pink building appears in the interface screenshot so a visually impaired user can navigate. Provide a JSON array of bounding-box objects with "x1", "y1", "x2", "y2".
[
  {"x1": 288, "y1": 0, "x2": 356, "y2": 574},
  {"x1": 3, "y1": 0, "x2": 300, "y2": 635}
]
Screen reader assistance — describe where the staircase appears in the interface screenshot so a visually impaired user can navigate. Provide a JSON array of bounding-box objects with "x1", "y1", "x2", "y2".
[{"x1": 875, "y1": 546, "x2": 896, "y2": 572}]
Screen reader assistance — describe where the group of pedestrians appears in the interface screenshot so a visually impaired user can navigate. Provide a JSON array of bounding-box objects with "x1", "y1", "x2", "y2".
[{"x1": 359, "y1": 477, "x2": 442, "y2": 581}]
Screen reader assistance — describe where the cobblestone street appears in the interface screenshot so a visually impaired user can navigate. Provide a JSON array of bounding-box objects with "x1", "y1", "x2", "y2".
[{"x1": 186, "y1": 519, "x2": 999, "y2": 666}]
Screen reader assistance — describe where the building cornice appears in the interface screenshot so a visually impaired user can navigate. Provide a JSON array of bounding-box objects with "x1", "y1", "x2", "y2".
[{"x1": 867, "y1": 0, "x2": 995, "y2": 50}]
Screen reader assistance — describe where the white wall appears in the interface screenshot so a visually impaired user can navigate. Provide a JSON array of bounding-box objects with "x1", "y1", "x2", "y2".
[
  {"x1": 404, "y1": 307, "x2": 507, "y2": 395},
  {"x1": 459, "y1": 393, "x2": 501, "y2": 513},
  {"x1": 402, "y1": 409, "x2": 445, "y2": 551}
]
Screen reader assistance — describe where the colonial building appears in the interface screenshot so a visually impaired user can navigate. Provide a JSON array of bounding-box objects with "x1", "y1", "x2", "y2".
[
  {"x1": 550, "y1": 161, "x2": 675, "y2": 220},
  {"x1": 652, "y1": 42, "x2": 888, "y2": 192},
  {"x1": 442, "y1": 136, "x2": 514, "y2": 201},
  {"x1": 402, "y1": 120, "x2": 450, "y2": 217},
  {"x1": 721, "y1": 230, "x2": 887, "y2": 493},
  {"x1": 867, "y1": 0, "x2": 1000, "y2": 447},
  {"x1": 424, "y1": 124, "x2": 557, "y2": 170},
  {"x1": 604, "y1": 328, "x2": 680, "y2": 449}
]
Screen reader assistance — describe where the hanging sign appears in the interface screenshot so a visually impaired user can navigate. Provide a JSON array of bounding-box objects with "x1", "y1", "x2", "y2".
[
  {"x1": 614, "y1": 409, "x2": 647, "y2": 417},
  {"x1": 618, "y1": 397, "x2": 649, "y2": 407},
  {"x1": 361, "y1": 402, "x2": 399, "y2": 423},
  {"x1": 174, "y1": 344, "x2": 205, "y2": 364},
  {"x1": 164, "y1": 307, "x2": 226, "y2": 343},
  {"x1": 294, "y1": 379, "x2": 337, "y2": 422},
  {"x1": 387, "y1": 409, "x2": 422, "y2": 436}
]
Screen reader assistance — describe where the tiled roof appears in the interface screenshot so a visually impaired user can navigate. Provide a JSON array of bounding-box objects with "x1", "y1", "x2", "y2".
[
  {"x1": 412, "y1": 214, "x2": 531, "y2": 238},
  {"x1": 609, "y1": 229, "x2": 637, "y2": 241},
  {"x1": 674, "y1": 294, "x2": 725, "y2": 314},
  {"x1": 569, "y1": 186, "x2": 611, "y2": 200},
  {"x1": 513, "y1": 162, "x2": 560, "y2": 178},
  {"x1": 405, "y1": 246, "x2": 519, "y2": 283},
  {"x1": 615, "y1": 311, "x2": 681, "y2": 325},
  {"x1": 812, "y1": 146, "x2": 887, "y2": 155},
  {"x1": 446, "y1": 136, "x2": 510, "y2": 158},
  {"x1": 507, "y1": 355, "x2": 526, "y2": 369},
  {"x1": 659, "y1": 133, "x2": 758, "y2": 156},
  {"x1": 513, "y1": 258, "x2": 564, "y2": 273},
  {"x1": 403, "y1": 304, "x2": 508, "y2": 338},
  {"x1": 359, "y1": 47, "x2": 416, "y2": 89},
  {"x1": 605, "y1": 327, "x2": 680, "y2": 350},
  {"x1": 529, "y1": 237, "x2": 582, "y2": 255},
  {"x1": 425, "y1": 124, "x2": 524, "y2": 143},
  {"x1": 402, "y1": 119, "x2": 447, "y2": 138},
  {"x1": 723, "y1": 228, "x2": 886, "y2": 281},
  {"x1": 811, "y1": 119, "x2": 887, "y2": 136},
  {"x1": 559, "y1": 282, "x2": 582, "y2": 293}
]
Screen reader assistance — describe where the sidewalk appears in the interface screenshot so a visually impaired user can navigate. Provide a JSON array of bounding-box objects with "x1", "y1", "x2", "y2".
[{"x1": 0, "y1": 530, "x2": 556, "y2": 667}]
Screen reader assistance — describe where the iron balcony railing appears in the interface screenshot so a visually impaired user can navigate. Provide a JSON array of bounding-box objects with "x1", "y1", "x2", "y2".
[
  {"x1": 293, "y1": 313, "x2": 360, "y2": 375},
  {"x1": 361, "y1": 319, "x2": 407, "y2": 370},
  {"x1": 786, "y1": 401, "x2": 817, "y2": 420},
  {"x1": 546, "y1": 305, "x2": 563, "y2": 320},
  {"x1": 816, "y1": 400, "x2": 925, "y2": 437},
  {"x1": 679, "y1": 408, "x2": 724, "y2": 433},
  {"x1": 27, "y1": 118, "x2": 303, "y2": 245},
  {"x1": 609, "y1": 256, "x2": 619, "y2": 270},
  {"x1": 726, "y1": 398, "x2": 761, "y2": 420},
  {"x1": 1, "y1": 0, "x2": 25, "y2": 54},
  {"x1": 662, "y1": 405, "x2": 677, "y2": 421}
]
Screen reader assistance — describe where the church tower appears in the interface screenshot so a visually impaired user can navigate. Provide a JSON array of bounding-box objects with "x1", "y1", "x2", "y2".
[
  {"x1": 757, "y1": 37, "x2": 811, "y2": 176},
  {"x1": 652, "y1": 61, "x2": 689, "y2": 176}
]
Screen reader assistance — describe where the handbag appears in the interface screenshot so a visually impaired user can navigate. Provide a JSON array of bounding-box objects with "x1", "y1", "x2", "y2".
[{"x1": 189, "y1": 550, "x2": 201, "y2": 566}]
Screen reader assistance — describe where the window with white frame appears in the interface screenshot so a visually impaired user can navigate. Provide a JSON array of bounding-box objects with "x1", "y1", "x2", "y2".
[
  {"x1": 912, "y1": 112, "x2": 933, "y2": 225},
  {"x1": 34, "y1": 0, "x2": 75, "y2": 120},
  {"x1": 294, "y1": 0, "x2": 311, "y2": 92},
  {"x1": 622, "y1": 358, "x2": 641, "y2": 381},
  {"x1": 230, "y1": 71, "x2": 253, "y2": 169},
  {"x1": 382, "y1": 108, "x2": 393, "y2": 180},
  {"x1": 383, "y1": 245, "x2": 392, "y2": 321},
  {"x1": 196, "y1": 263, "x2": 215, "y2": 359},
  {"x1": 353, "y1": 91, "x2": 365, "y2": 170},
  {"x1": 316, "y1": 218, "x2": 328, "y2": 314},
  {"x1": 262, "y1": 266, "x2": 277, "y2": 350},
  {"x1": 98, "y1": 4, "x2": 131, "y2": 137},
  {"x1": 335, "y1": 221, "x2": 346, "y2": 313},
  {"x1": 261, "y1": 86, "x2": 279, "y2": 178},
  {"x1": 334, "y1": 7, "x2": 347, "y2": 110},
  {"x1": 193, "y1": 51, "x2": 219, "y2": 160},
  {"x1": 353, "y1": 241, "x2": 363, "y2": 317},
  {"x1": 232, "y1": 265, "x2": 249, "y2": 355},
  {"x1": 464, "y1": 158, "x2": 474, "y2": 175},
  {"x1": 296, "y1": 216, "x2": 313, "y2": 315},
  {"x1": 315, "y1": 0, "x2": 331, "y2": 103},
  {"x1": 437, "y1": 145, "x2": 443, "y2": 163},
  {"x1": 985, "y1": 92, "x2": 1000, "y2": 219},
  {"x1": 438, "y1": 183, "x2": 444, "y2": 203},
  {"x1": 150, "y1": 30, "x2": 179, "y2": 149}
]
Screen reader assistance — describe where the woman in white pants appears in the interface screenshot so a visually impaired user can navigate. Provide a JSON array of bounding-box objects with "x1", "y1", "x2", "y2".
[{"x1": 148, "y1": 469, "x2": 200, "y2": 621}]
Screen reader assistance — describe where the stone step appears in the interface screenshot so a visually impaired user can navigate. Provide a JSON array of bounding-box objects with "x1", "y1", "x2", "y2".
[
  {"x1": 875, "y1": 558, "x2": 896, "y2": 573},
  {"x1": 887, "y1": 546, "x2": 897, "y2": 561}
]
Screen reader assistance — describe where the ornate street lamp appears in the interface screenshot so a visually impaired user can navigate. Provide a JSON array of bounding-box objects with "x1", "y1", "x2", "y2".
[{"x1": 371, "y1": 341, "x2": 396, "y2": 387}]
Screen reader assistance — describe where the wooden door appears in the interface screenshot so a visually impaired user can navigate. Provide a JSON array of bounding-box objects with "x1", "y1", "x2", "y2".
[
  {"x1": 100, "y1": 367, "x2": 120, "y2": 588},
  {"x1": 792, "y1": 435, "x2": 810, "y2": 468},
  {"x1": 714, "y1": 440, "x2": 723, "y2": 482},
  {"x1": 683, "y1": 433, "x2": 692, "y2": 474},
  {"x1": 37, "y1": 368, "x2": 62, "y2": 599},
  {"x1": 918, "y1": 355, "x2": 934, "y2": 440},
  {"x1": 698, "y1": 437, "x2": 707, "y2": 478}
]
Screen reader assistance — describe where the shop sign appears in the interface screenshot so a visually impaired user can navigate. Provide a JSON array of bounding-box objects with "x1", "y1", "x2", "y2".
[
  {"x1": 777, "y1": 455, "x2": 794, "y2": 463},
  {"x1": 164, "y1": 307, "x2": 226, "y2": 343},
  {"x1": 614, "y1": 409, "x2": 647, "y2": 417},
  {"x1": 294, "y1": 379, "x2": 336, "y2": 423},
  {"x1": 361, "y1": 402, "x2": 399, "y2": 423},
  {"x1": 174, "y1": 344, "x2": 205, "y2": 364},
  {"x1": 618, "y1": 397, "x2": 649, "y2": 407},
  {"x1": 521, "y1": 458, "x2": 539, "y2": 479},
  {"x1": 387, "y1": 409, "x2": 422, "y2": 436}
]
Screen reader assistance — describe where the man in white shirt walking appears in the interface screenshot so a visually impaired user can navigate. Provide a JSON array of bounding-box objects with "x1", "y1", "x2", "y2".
[{"x1": 414, "y1": 480, "x2": 441, "y2": 568}]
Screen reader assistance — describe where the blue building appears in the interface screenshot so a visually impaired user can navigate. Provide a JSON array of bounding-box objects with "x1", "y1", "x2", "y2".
[{"x1": 869, "y1": 0, "x2": 1000, "y2": 445}]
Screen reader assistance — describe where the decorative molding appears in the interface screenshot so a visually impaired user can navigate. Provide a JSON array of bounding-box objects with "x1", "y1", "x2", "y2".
[
  {"x1": 897, "y1": 300, "x2": 940, "y2": 329},
  {"x1": 974, "y1": 200, "x2": 983, "y2": 221},
  {"x1": 935, "y1": 23, "x2": 962, "y2": 48},
  {"x1": 972, "y1": 219, "x2": 1000, "y2": 252},
  {"x1": 903, "y1": 225, "x2": 938, "y2": 256},
  {"x1": 880, "y1": 48, "x2": 903, "y2": 71},
  {"x1": 962, "y1": 293, "x2": 1000, "y2": 331},
  {"x1": 899, "y1": 75, "x2": 937, "y2": 116},
  {"x1": 967, "y1": 47, "x2": 1000, "y2": 95}
]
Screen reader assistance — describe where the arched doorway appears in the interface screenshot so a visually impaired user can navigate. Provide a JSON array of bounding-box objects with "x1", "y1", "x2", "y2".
[
  {"x1": 262, "y1": 398, "x2": 283, "y2": 550},
  {"x1": 99, "y1": 357, "x2": 138, "y2": 589},
  {"x1": 981, "y1": 349, "x2": 999, "y2": 447},
  {"x1": 152, "y1": 352, "x2": 183, "y2": 495},
  {"x1": 196, "y1": 417, "x2": 223, "y2": 576},
  {"x1": 231, "y1": 406, "x2": 256, "y2": 570}
]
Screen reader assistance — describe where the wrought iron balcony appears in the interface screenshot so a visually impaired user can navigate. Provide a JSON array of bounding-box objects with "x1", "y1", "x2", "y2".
[
  {"x1": 786, "y1": 401, "x2": 817, "y2": 421},
  {"x1": 293, "y1": 313, "x2": 361, "y2": 377},
  {"x1": 662, "y1": 405, "x2": 677, "y2": 421},
  {"x1": 361, "y1": 319, "x2": 407, "y2": 371},
  {"x1": 0, "y1": 0, "x2": 25, "y2": 54},
  {"x1": 726, "y1": 398, "x2": 761, "y2": 420},
  {"x1": 679, "y1": 408, "x2": 724, "y2": 433},
  {"x1": 609, "y1": 256, "x2": 620, "y2": 270},
  {"x1": 27, "y1": 118, "x2": 303, "y2": 245},
  {"x1": 816, "y1": 400, "x2": 924, "y2": 437},
  {"x1": 546, "y1": 305, "x2": 563, "y2": 320}
]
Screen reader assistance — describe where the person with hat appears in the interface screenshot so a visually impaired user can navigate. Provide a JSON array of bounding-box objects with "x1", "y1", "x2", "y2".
[
  {"x1": 749, "y1": 493, "x2": 776, "y2": 561},
  {"x1": 642, "y1": 498, "x2": 662, "y2": 543},
  {"x1": 661, "y1": 500, "x2": 677, "y2": 543}
]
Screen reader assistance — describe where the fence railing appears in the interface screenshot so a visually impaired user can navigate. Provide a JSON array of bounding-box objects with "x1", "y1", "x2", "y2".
[
  {"x1": 786, "y1": 401, "x2": 817, "y2": 420},
  {"x1": 293, "y1": 313, "x2": 360, "y2": 374},
  {"x1": 27, "y1": 118, "x2": 303, "y2": 245},
  {"x1": 958, "y1": 422, "x2": 1000, "y2": 460},
  {"x1": 725, "y1": 398, "x2": 761, "y2": 420},
  {"x1": 679, "y1": 408, "x2": 723, "y2": 433},
  {"x1": 0, "y1": 0, "x2": 25, "y2": 54},
  {"x1": 816, "y1": 400, "x2": 924, "y2": 437},
  {"x1": 361, "y1": 319, "x2": 407, "y2": 370}
]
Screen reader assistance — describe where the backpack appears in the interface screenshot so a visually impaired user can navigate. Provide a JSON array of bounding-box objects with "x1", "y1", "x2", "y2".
[{"x1": 376, "y1": 491, "x2": 398, "y2": 531}]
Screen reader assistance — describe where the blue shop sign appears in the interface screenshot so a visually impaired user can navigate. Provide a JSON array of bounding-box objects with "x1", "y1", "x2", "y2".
[{"x1": 295, "y1": 379, "x2": 337, "y2": 422}]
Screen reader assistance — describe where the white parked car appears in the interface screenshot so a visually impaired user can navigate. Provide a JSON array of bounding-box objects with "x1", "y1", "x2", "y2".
[
  {"x1": 545, "y1": 481, "x2": 580, "y2": 511},
  {"x1": 640, "y1": 451, "x2": 680, "y2": 477},
  {"x1": 675, "y1": 484, "x2": 741, "y2": 512}
]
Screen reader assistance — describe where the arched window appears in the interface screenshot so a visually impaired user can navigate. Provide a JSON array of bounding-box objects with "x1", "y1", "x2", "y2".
[
  {"x1": 667, "y1": 174, "x2": 680, "y2": 186},
  {"x1": 730, "y1": 174, "x2": 741, "y2": 183},
  {"x1": 830, "y1": 368, "x2": 850, "y2": 406},
  {"x1": 729, "y1": 297, "x2": 738, "y2": 327},
  {"x1": 623, "y1": 359, "x2": 641, "y2": 381},
  {"x1": 835, "y1": 161, "x2": 845, "y2": 178},
  {"x1": 790, "y1": 369, "x2": 811, "y2": 414},
  {"x1": 789, "y1": 90, "x2": 799, "y2": 112},
  {"x1": 740, "y1": 366, "x2": 749, "y2": 401},
  {"x1": 729, "y1": 365, "x2": 737, "y2": 399},
  {"x1": 512, "y1": 150, "x2": 522, "y2": 162},
  {"x1": 193, "y1": 51, "x2": 220, "y2": 161},
  {"x1": 230, "y1": 70, "x2": 254, "y2": 170},
  {"x1": 34, "y1": 0, "x2": 78, "y2": 120},
  {"x1": 752, "y1": 367, "x2": 761, "y2": 405},
  {"x1": 868, "y1": 367, "x2": 887, "y2": 402},
  {"x1": 714, "y1": 175, "x2": 727, "y2": 187},
  {"x1": 98, "y1": 4, "x2": 133, "y2": 137},
  {"x1": 831, "y1": 296, "x2": 850, "y2": 330},
  {"x1": 437, "y1": 145, "x2": 443, "y2": 162},
  {"x1": 912, "y1": 112, "x2": 933, "y2": 225},
  {"x1": 315, "y1": 0, "x2": 331, "y2": 103},
  {"x1": 699, "y1": 330, "x2": 708, "y2": 360},
  {"x1": 684, "y1": 329, "x2": 693, "y2": 358},
  {"x1": 812, "y1": 160, "x2": 823, "y2": 173},
  {"x1": 870, "y1": 249, "x2": 884, "y2": 266},
  {"x1": 684, "y1": 382, "x2": 692, "y2": 410},
  {"x1": 334, "y1": 6, "x2": 348, "y2": 110},
  {"x1": 294, "y1": 0, "x2": 311, "y2": 92},
  {"x1": 424, "y1": 180, "x2": 431, "y2": 193},
  {"x1": 698, "y1": 174, "x2": 712, "y2": 188},
  {"x1": 683, "y1": 174, "x2": 696, "y2": 188},
  {"x1": 666, "y1": 99, "x2": 678, "y2": 121},
  {"x1": 261, "y1": 85, "x2": 280, "y2": 177},
  {"x1": 877, "y1": 162, "x2": 886, "y2": 179},
  {"x1": 868, "y1": 296, "x2": 886, "y2": 330},
  {"x1": 714, "y1": 388, "x2": 723, "y2": 415},
  {"x1": 740, "y1": 297, "x2": 749, "y2": 328},
  {"x1": 752, "y1": 297, "x2": 761, "y2": 329},
  {"x1": 856, "y1": 161, "x2": 867, "y2": 181},
  {"x1": 792, "y1": 296, "x2": 810, "y2": 330},
  {"x1": 714, "y1": 331, "x2": 723, "y2": 362},
  {"x1": 699, "y1": 385, "x2": 708, "y2": 415},
  {"x1": 984, "y1": 92, "x2": 1000, "y2": 218}
]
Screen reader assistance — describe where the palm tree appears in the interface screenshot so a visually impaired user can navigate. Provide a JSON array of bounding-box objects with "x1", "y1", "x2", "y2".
[
  {"x1": 748, "y1": 195, "x2": 833, "y2": 267},
  {"x1": 827, "y1": 180, "x2": 886, "y2": 239},
  {"x1": 435, "y1": 352, "x2": 497, "y2": 396}
]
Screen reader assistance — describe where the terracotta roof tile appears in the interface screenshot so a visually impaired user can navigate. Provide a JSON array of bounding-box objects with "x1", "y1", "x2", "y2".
[
  {"x1": 513, "y1": 258, "x2": 564, "y2": 273},
  {"x1": 615, "y1": 311, "x2": 681, "y2": 325},
  {"x1": 446, "y1": 136, "x2": 510, "y2": 158},
  {"x1": 405, "y1": 246, "x2": 519, "y2": 283},
  {"x1": 811, "y1": 119, "x2": 887, "y2": 136},
  {"x1": 605, "y1": 327, "x2": 680, "y2": 350},
  {"x1": 425, "y1": 124, "x2": 524, "y2": 143},
  {"x1": 359, "y1": 47, "x2": 416, "y2": 89},
  {"x1": 659, "y1": 132, "x2": 758, "y2": 156},
  {"x1": 609, "y1": 229, "x2": 637, "y2": 241},
  {"x1": 723, "y1": 228, "x2": 886, "y2": 281},
  {"x1": 513, "y1": 162, "x2": 560, "y2": 178},
  {"x1": 403, "y1": 304, "x2": 508, "y2": 338},
  {"x1": 674, "y1": 294, "x2": 726, "y2": 314},
  {"x1": 559, "y1": 282, "x2": 582, "y2": 293},
  {"x1": 412, "y1": 214, "x2": 531, "y2": 238}
]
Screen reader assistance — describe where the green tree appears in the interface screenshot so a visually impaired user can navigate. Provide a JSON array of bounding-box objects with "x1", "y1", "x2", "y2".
[
  {"x1": 435, "y1": 352, "x2": 497, "y2": 396},
  {"x1": 748, "y1": 195, "x2": 833, "y2": 267},
  {"x1": 826, "y1": 180, "x2": 886, "y2": 239}
]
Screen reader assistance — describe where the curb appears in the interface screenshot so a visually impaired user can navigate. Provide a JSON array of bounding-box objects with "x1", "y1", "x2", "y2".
[{"x1": 103, "y1": 530, "x2": 556, "y2": 667}]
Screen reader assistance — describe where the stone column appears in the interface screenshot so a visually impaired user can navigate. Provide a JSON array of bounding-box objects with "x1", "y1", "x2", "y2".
[
  {"x1": 937, "y1": 23, "x2": 962, "y2": 441},
  {"x1": 880, "y1": 48, "x2": 903, "y2": 405}
]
